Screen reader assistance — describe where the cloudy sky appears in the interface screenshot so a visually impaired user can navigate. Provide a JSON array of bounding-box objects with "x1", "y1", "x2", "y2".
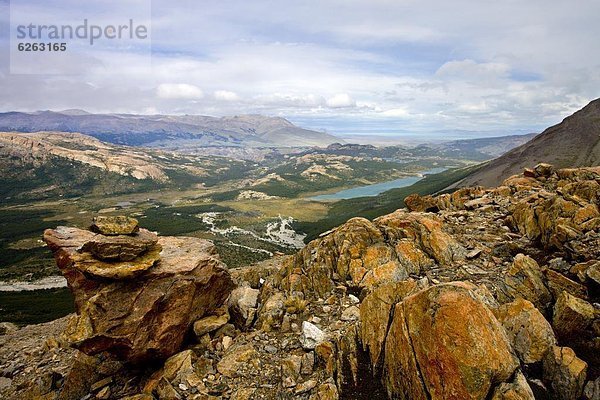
[{"x1": 1, "y1": 0, "x2": 599, "y2": 137}]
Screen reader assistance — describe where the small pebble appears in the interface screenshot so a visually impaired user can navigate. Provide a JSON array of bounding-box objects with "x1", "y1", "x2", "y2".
[{"x1": 264, "y1": 345, "x2": 277, "y2": 354}]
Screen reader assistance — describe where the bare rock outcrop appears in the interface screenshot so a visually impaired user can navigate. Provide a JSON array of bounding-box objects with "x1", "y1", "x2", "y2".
[
  {"x1": 404, "y1": 193, "x2": 438, "y2": 212},
  {"x1": 280, "y1": 213, "x2": 464, "y2": 299}
]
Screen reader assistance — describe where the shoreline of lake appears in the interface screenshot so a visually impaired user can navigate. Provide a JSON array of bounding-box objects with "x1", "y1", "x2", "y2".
[{"x1": 309, "y1": 167, "x2": 448, "y2": 201}]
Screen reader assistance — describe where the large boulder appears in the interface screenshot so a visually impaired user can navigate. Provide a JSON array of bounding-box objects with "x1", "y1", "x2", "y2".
[
  {"x1": 495, "y1": 298, "x2": 556, "y2": 364},
  {"x1": 543, "y1": 346, "x2": 588, "y2": 400},
  {"x1": 497, "y1": 254, "x2": 552, "y2": 312},
  {"x1": 552, "y1": 291, "x2": 596, "y2": 341},
  {"x1": 43, "y1": 221, "x2": 235, "y2": 363},
  {"x1": 359, "y1": 280, "x2": 421, "y2": 369},
  {"x1": 383, "y1": 282, "x2": 519, "y2": 400}
]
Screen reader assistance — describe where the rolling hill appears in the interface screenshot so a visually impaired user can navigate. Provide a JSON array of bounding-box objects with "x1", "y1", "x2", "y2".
[{"x1": 0, "y1": 131, "x2": 252, "y2": 201}]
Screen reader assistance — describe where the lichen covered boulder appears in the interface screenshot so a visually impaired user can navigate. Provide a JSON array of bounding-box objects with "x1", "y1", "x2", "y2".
[
  {"x1": 497, "y1": 254, "x2": 552, "y2": 312},
  {"x1": 543, "y1": 345, "x2": 588, "y2": 400},
  {"x1": 382, "y1": 282, "x2": 520, "y2": 400},
  {"x1": 281, "y1": 212, "x2": 464, "y2": 299},
  {"x1": 553, "y1": 291, "x2": 596, "y2": 340},
  {"x1": 494, "y1": 298, "x2": 556, "y2": 364}
]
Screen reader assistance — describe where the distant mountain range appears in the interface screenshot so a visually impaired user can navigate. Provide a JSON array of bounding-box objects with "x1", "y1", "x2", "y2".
[
  {"x1": 0, "y1": 111, "x2": 342, "y2": 148},
  {"x1": 422, "y1": 133, "x2": 537, "y2": 158},
  {"x1": 296, "y1": 133, "x2": 536, "y2": 162},
  {"x1": 456, "y1": 98, "x2": 600, "y2": 187}
]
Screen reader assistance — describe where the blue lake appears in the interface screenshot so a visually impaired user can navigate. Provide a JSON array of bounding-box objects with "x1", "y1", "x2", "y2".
[{"x1": 310, "y1": 167, "x2": 448, "y2": 201}]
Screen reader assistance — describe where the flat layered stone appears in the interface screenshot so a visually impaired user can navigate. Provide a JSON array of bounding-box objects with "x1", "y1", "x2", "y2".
[
  {"x1": 90, "y1": 216, "x2": 139, "y2": 236},
  {"x1": 81, "y1": 229, "x2": 158, "y2": 261},
  {"x1": 44, "y1": 226, "x2": 160, "y2": 280}
]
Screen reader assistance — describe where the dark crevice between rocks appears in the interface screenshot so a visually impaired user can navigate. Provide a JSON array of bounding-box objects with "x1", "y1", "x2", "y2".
[
  {"x1": 338, "y1": 334, "x2": 387, "y2": 400},
  {"x1": 373, "y1": 303, "x2": 398, "y2": 381},
  {"x1": 346, "y1": 285, "x2": 363, "y2": 299},
  {"x1": 484, "y1": 367, "x2": 520, "y2": 400},
  {"x1": 527, "y1": 378, "x2": 551, "y2": 400},
  {"x1": 521, "y1": 361, "x2": 543, "y2": 384},
  {"x1": 372, "y1": 299, "x2": 400, "y2": 378}
]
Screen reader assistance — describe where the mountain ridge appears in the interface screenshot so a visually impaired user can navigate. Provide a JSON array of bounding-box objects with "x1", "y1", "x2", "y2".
[
  {"x1": 455, "y1": 98, "x2": 600, "y2": 188},
  {"x1": 0, "y1": 110, "x2": 343, "y2": 148}
]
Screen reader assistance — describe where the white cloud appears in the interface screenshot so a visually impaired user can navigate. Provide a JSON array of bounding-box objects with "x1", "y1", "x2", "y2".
[
  {"x1": 326, "y1": 93, "x2": 356, "y2": 108},
  {"x1": 435, "y1": 60, "x2": 510, "y2": 82},
  {"x1": 156, "y1": 83, "x2": 204, "y2": 100},
  {"x1": 381, "y1": 108, "x2": 410, "y2": 117},
  {"x1": 214, "y1": 90, "x2": 240, "y2": 101},
  {"x1": 256, "y1": 93, "x2": 325, "y2": 108},
  {"x1": 329, "y1": 23, "x2": 440, "y2": 44}
]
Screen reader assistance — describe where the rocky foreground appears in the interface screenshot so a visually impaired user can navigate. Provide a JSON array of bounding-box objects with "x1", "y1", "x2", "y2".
[{"x1": 1, "y1": 164, "x2": 600, "y2": 399}]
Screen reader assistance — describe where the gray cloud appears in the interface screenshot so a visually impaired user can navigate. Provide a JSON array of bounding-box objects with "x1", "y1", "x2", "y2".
[{"x1": 1, "y1": 0, "x2": 599, "y2": 135}]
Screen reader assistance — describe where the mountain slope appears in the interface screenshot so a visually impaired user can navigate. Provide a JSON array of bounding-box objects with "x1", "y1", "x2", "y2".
[
  {"x1": 0, "y1": 111, "x2": 342, "y2": 148},
  {"x1": 456, "y1": 98, "x2": 600, "y2": 187}
]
